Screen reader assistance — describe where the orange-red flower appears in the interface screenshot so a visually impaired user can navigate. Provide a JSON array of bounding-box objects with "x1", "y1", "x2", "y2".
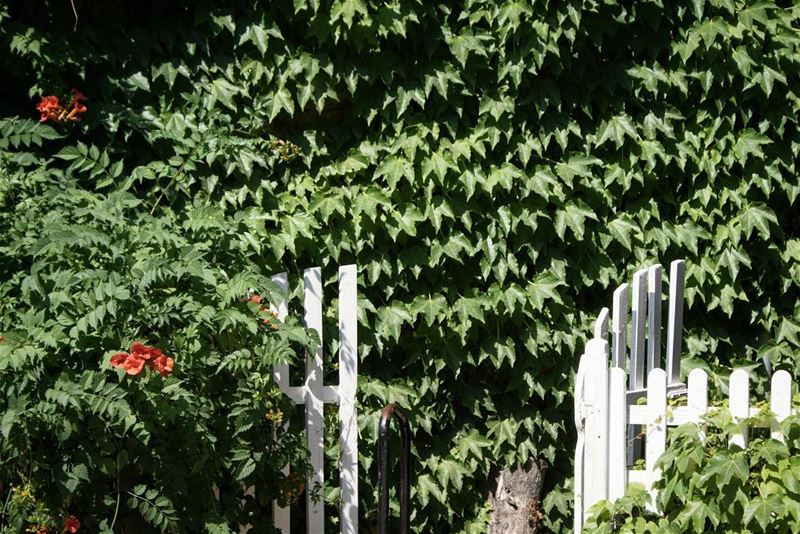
[
  {"x1": 63, "y1": 515, "x2": 80, "y2": 533},
  {"x1": 65, "y1": 90, "x2": 88, "y2": 122},
  {"x1": 248, "y1": 294, "x2": 262, "y2": 304},
  {"x1": 109, "y1": 342, "x2": 173, "y2": 377},
  {"x1": 151, "y1": 354, "x2": 175, "y2": 377},
  {"x1": 36, "y1": 90, "x2": 87, "y2": 124},
  {"x1": 36, "y1": 95, "x2": 63, "y2": 123}
]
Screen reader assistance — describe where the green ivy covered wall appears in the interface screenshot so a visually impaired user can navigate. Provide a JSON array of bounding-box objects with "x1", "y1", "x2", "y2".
[{"x1": 2, "y1": 0, "x2": 800, "y2": 531}]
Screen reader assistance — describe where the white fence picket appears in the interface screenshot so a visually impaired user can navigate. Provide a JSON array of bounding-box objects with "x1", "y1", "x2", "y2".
[
  {"x1": 646, "y1": 266, "x2": 662, "y2": 373},
  {"x1": 687, "y1": 369, "x2": 708, "y2": 415},
  {"x1": 728, "y1": 369, "x2": 750, "y2": 449},
  {"x1": 583, "y1": 338, "x2": 610, "y2": 514},
  {"x1": 628, "y1": 270, "x2": 647, "y2": 463},
  {"x1": 338, "y1": 265, "x2": 359, "y2": 534},
  {"x1": 572, "y1": 259, "x2": 800, "y2": 532},
  {"x1": 270, "y1": 265, "x2": 359, "y2": 534},
  {"x1": 645, "y1": 369, "x2": 667, "y2": 495},
  {"x1": 611, "y1": 283, "x2": 628, "y2": 369},
  {"x1": 594, "y1": 307, "x2": 610, "y2": 341},
  {"x1": 271, "y1": 272, "x2": 292, "y2": 533},
  {"x1": 607, "y1": 367, "x2": 627, "y2": 501},
  {"x1": 304, "y1": 268, "x2": 325, "y2": 534},
  {"x1": 573, "y1": 351, "x2": 587, "y2": 534},
  {"x1": 630, "y1": 269, "x2": 647, "y2": 390},
  {"x1": 665, "y1": 260, "x2": 685, "y2": 385},
  {"x1": 771, "y1": 370, "x2": 792, "y2": 442}
]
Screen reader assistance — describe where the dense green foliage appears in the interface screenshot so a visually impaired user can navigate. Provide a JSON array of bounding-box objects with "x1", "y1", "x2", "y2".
[
  {"x1": 2, "y1": 0, "x2": 800, "y2": 531},
  {"x1": 0, "y1": 118, "x2": 315, "y2": 530},
  {"x1": 584, "y1": 408, "x2": 800, "y2": 533}
]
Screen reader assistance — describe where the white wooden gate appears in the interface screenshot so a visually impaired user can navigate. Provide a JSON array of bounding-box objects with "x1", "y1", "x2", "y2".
[
  {"x1": 270, "y1": 265, "x2": 358, "y2": 534},
  {"x1": 573, "y1": 260, "x2": 795, "y2": 532}
]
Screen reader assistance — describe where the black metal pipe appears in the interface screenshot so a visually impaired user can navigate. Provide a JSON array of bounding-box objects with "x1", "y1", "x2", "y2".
[{"x1": 378, "y1": 403, "x2": 411, "y2": 534}]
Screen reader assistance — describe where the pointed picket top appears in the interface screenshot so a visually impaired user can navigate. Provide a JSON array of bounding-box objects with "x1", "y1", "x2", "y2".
[
  {"x1": 611, "y1": 283, "x2": 628, "y2": 370},
  {"x1": 594, "y1": 307, "x2": 610, "y2": 341}
]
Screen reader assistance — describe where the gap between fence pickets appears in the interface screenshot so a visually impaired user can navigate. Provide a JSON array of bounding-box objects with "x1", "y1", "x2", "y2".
[{"x1": 268, "y1": 265, "x2": 358, "y2": 534}]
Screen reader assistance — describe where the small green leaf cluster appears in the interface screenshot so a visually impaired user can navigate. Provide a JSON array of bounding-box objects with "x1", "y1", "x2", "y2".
[
  {"x1": 0, "y1": 122, "x2": 315, "y2": 531},
  {"x1": 584, "y1": 409, "x2": 800, "y2": 533}
]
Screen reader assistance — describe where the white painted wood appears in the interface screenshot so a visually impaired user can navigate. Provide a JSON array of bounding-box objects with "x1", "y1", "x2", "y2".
[
  {"x1": 270, "y1": 272, "x2": 292, "y2": 533},
  {"x1": 611, "y1": 283, "x2": 628, "y2": 369},
  {"x1": 687, "y1": 368, "x2": 708, "y2": 443},
  {"x1": 304, "y1": 268, "x2": 325, "y2": 534},
  {"x1": 338, "y1": 265, "x2": 359, "y2": 534},
  {"x1": 594, "y1": 307, "x2": 610, "y2": 341},
  {"x1": 607, "y1": 367, "x2": 627, "y2": 501},
  {"x1": 729, "y1": 369, "x2": 750, "y2": 449},
  {"x1": 627, "y1": 470, "x2": 648, "y2": 486},
  {"x1": 630, "y1": 269, "x2": 648, "y2": 390},
  {"x1": 646, "y1": 265, "x2": 662, "y2": 373},
  {"x1": 629, "y1": 269, "x2": 648, "y2": 464},
  {"x1": 573, "y1": 351, "x2": 588, "y2": 534},
  {"x1": 665, "y1": 260, "x2": 685, "y2": 385},
  {"x1": 583, "y1": 338, "x2": 610, "y2": 517},
  {"x1": 645, "y1": 369, "x2": 667, "y2": 496},
  {"x1": 270, "y1": 266, "x2": 360, "y2": 533},
  {"x1": 770, "y1": 370, "x2": 792, "y2": 442}
]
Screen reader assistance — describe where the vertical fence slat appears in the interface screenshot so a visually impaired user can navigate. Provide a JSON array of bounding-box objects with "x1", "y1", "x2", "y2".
[
  {"x1": 270, "y1": 272, "x2": 291, "y2": 533},
  {"x1": 771, "y1": 370, "x2": 792, "y2": 443},
  {"x1": 583, "y1": 338, "x2": 610, "y2": 519},
  {"x1": 729, "y1": 369, "x2": 750, "y2": 449},
  {"x1": 687, "y1": 369, "x2": 708, "y2": 415},
  {"x1": 339, "y1": 265, "x2": 359, "y2": 534},
  {"x1": 304, "y1": 268, "x2": 325, "y2": 534},
  {"x1": 688, "y1": 368, "x2": 708, "y2": 443},
  {"x1": 611, "y1": 283, "x2": 628, "y2": 369},
  {"x1": 647, "y1": 265, "x2": 662, "y2": 373},
  {"x1": 573, "y1": 352, "x2": 588, "y2": 534},
  {"x1": 594, "y1": 307, "x2": 610, "y2": 342},
  {"x1": 645, "y1": 369, "x2": 667, "y2": 495},
  {"x1": 607, "y1": 367, "x2": 627, "y2": 501},
  {"x1": 630, "y1": 269, "x2": 648, "y2": 389},
  {"x1": 665, "y1": 260, "x2": 685, "y2": 386},
  {"x1": 629, "y1": 270, "x2": 648, "y2": 463}
]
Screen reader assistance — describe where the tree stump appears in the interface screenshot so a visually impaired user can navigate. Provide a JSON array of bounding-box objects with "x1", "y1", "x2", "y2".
[{"x1": 487, "y1": 461, "x2": 547, "y2": 534}]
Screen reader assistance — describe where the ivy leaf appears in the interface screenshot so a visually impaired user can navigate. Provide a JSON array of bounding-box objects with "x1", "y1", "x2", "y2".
[
  {"x1": 210, "y1": 79, "x2": 239, "y2": 111},
  {"x1": 739, "y1": 204, "x2": 777, "y2": 240},
  {"x1": 268, "y1": 87, "x2": 295, "y2": 120},
  {"x1": 377, "y1": 302, "x2": 412, "y2": 342},
  {"x1": 734, "y1": 130, "x2": 770, "y2": 163},
  {"x1": 555, "y1": 200, "x2": 598, "y2": 239},
  {"x1": 528, "y1": 272, "x2": 564, "y2": 310}
]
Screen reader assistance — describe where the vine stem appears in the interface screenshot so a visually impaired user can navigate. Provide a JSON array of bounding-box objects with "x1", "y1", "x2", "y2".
[
  {"x1": 109, "y1": 458, "x2": 121, "y2": 532},
  {"x1": 70, "y1": 0, "x2": 79, "y2": 31},
  {"x1": 149, "y1": 142, "x2": 201, "y2": 215}
]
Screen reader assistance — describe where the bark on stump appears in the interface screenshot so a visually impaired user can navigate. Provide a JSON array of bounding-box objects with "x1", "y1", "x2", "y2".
[{"x1": 487, "y1": 461, "x2": 547, "y2": 534}]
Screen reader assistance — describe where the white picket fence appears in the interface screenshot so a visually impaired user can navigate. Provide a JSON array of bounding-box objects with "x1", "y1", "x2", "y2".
[
  {"x1": 573, "y1": 260, "x2": 795, "y2": 532},
  {"x1": 269, "y1": 265, "x2": 358, "y2": 534}
]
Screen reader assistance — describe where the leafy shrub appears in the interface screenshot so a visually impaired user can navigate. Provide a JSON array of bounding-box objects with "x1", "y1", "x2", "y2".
[
  {"x1": 2, "y1": 0, "x2": 800, "y2": 531},
  {"x1": 584, "y1": 408, "x2": 800, "y2": 533},
  {"x1": 0, "y1": 120, "x2": 315, "y2": 532}
]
